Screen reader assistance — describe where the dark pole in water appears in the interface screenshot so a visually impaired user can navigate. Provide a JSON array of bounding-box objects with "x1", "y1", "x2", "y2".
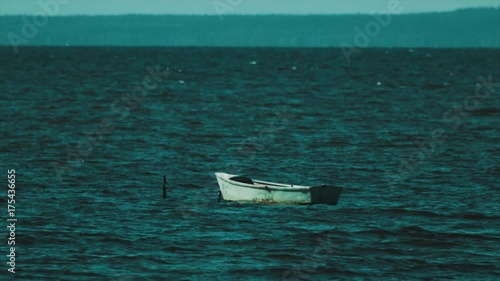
[
  {"x1": 162, "y1": 175, "x2": 167, "y2": 199},
  {"x1": 217, "y1": 190, "x2": 221, "y2": 203}
]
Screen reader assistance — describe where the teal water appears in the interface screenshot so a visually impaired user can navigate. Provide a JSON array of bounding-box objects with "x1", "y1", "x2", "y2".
[{"x1": 0, "y1": 47, "x2": 499, "y2": 280}]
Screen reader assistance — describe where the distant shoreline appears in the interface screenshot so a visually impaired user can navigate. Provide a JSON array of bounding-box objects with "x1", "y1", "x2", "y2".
[
  {"x1": 1, "y1": 8, "x2": 499, "y2": 49},
  {"x1": 0, "y1": 7, "x2": 498, "y2": 17}
]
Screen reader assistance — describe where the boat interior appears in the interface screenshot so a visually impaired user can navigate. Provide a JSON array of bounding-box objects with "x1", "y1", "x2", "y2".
[
  {"x1": 229, "y1": 176, "x2": 254, "y2": 184},
  {"x1": 229, "y1": 176, "x2": 294, "y2": 187}
]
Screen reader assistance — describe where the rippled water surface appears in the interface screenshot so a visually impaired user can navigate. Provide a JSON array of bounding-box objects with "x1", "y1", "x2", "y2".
[{"x1": 1, "y1": 47, "x2": 499, "y2": 280}]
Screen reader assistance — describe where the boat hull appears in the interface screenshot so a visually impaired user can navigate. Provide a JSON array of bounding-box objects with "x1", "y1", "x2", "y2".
[{"x1": 215, "y1": 173, "x2": 342, "y2": 205}]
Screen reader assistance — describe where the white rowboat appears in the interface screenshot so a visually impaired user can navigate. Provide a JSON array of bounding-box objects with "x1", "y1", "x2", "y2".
[{"x1": 215, "y1": 172, "x2": 343, "y2": 205}]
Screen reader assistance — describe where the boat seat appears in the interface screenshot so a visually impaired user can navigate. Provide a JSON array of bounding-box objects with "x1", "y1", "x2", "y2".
[{"x1": 230, "y1": 176, "x2": 254, "y2": 184}]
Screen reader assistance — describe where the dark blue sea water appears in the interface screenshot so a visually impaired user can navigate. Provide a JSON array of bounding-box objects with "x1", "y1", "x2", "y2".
[{"x1": 1, "y1": 47, "x2": 499, "y2": 280}]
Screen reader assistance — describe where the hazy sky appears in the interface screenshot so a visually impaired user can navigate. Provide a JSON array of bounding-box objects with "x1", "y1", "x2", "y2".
[{"x1": 0, "y1": 0, "x2": 499, "y2": 15}]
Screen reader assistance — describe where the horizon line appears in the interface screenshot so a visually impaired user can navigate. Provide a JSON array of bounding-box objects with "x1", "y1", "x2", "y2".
[{"x1": 0, "y1": 7, "x2": 498, "y2": 17}]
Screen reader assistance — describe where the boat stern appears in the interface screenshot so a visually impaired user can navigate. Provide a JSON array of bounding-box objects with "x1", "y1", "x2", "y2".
[{"x1": 309, "y1": 185, "x2": 343, "y2": 205}]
